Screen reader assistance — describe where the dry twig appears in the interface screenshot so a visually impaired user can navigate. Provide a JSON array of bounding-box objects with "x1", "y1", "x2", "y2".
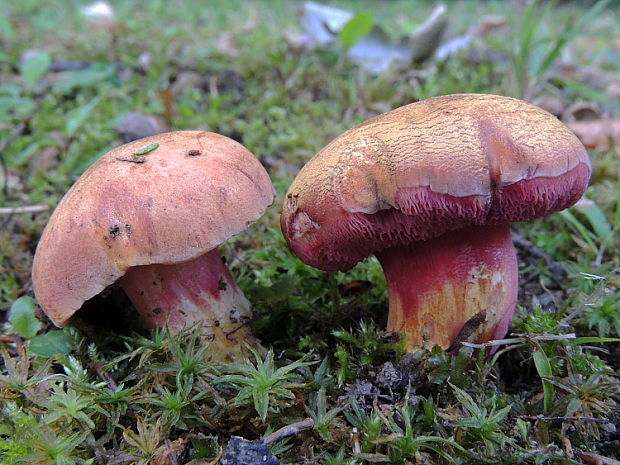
[
  {"x1": 263, "y1": 418, "x2": 314, "y2": 444},
  {"x1": 0, "y1": 205, "x2": 50, "y2": 215}
]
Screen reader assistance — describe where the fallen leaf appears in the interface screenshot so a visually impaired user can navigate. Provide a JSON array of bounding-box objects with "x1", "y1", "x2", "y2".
[
  {"x1": 302, "y1": 1, "x2": 352, "y2": 45},
  {"x1": 554, "y1": 63, "x2": 620, "y2": 93},
  {"x1": 436, "y1": 14, "x2": 505, "y2": 60},
  {"x1": 562, "y1": 101, "x2": 601, "y2": 122},
  {"x1": 532, "y1": 96, "x2": 565, "y2": 118},
  {"x1": 407, "y1": 4, "x2": 447, "y2": 62},
  {"x1": 566, "y1": 119, "x2": 620, "y2": 152},
  {"x1": 301, "y1": 2, "x2": 447, "y2": 73},
  {"x1": 576, "y1": 451, "x2": 620, "y2": 465},
  {"x1": 153, "y1": 438, "x2": 186, "y2": 465}
]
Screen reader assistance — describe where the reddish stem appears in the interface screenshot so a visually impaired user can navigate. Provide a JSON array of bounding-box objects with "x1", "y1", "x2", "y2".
[
  {"x1": 375, "y1": 224, "x2": 518, "y2": 351},
  {"x1": 118, "y1": 248, "x2": 255, "y2": 360}
]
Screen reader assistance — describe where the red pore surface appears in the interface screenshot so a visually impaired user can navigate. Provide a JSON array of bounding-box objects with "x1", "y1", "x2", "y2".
[
  {"x1": 376, "y1": 224, "x2": 518, "y2": 350},
  {"x1": 119, "y1": 248, "x2": 254, "y2": 359},
  {"x1": 283, "y1": 163, "x2": 590, "y2": 272}
]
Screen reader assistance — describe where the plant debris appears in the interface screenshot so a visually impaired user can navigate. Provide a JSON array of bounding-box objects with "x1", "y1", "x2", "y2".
[{"x1": 132, "y1": 142, "x2": 160, "y2": 156}]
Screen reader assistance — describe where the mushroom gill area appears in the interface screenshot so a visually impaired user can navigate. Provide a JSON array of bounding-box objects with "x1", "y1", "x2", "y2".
[
  {"x1": 375, "y1": 223, "x2": 518, "y2": 351},
  {"x1": 118, "y1": 248, "x2": 255, "y2": 361},
  {"x1": 281, "y1": 162, "x2": 590, "y2": 273}
]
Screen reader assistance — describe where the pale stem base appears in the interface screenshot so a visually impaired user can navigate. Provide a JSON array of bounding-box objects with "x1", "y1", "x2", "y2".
[
  {"x1": 119, "y1": 248, "x2": 256, "y2": 361},
  {"x1": 375, "y1": 224, "x2": 518, "y2": 352}
]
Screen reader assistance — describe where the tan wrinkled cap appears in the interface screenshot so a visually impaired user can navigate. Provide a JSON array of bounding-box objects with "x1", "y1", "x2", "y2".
[
  {"x1": 33, "y1": 131, "x2": 275, "y2": 326},
  {"x1": 291, "y1": 94, "x2": 587, "y2": 213}
]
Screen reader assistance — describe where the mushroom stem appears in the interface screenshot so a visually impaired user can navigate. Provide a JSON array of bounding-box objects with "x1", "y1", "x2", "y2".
[
  {"x1": 375, "y1": 224, "x2": 518, "y2": 351},
  {"x1": 118, "y1": 248, "x2": 255, "y2": 360}
]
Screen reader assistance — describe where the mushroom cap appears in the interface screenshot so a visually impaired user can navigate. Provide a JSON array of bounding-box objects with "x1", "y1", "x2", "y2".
[
  {"x1": 281, "y1": 94, "x2": 591, "y2": 271},
  {"x1": 33, "y1": 131, "x2": 275, "y2": 326}
]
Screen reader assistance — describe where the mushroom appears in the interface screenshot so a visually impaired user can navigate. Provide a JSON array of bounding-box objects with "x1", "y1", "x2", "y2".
[
  {"x1": 32, "y1": 131, "x2": 275, "y2": 360},
  {"x1": 280, "y1": 94, "x2": 590, "y2": 351}
]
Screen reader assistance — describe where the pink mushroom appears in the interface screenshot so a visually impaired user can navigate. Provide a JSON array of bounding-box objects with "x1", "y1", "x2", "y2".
[
  {"x1": 281, "y1": 94, "x2": 590, "y2": 351},
  {"x1": 32, "y1": 131, "x2": 274, "y2": 360}
]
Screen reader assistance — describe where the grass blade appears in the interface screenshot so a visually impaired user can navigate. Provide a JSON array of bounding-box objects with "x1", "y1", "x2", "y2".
[{"x1": 533, "y1": 348, "x2": 554, "y2": 414}]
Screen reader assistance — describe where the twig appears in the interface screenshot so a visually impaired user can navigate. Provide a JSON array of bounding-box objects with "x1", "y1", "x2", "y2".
[
  {"x1": 518, "y1": 415, "x2": 609, "y2": 424},
  {"x1": 263, "y1": 418, "x2": 314, "y2": 444},
  {"x1": 462, "y1": 333, "x2": 577, "y2": 349},
  {"x1": 511, "y1": 333, "x2": 577, "y2": 341},
  {"x1": 116, "y1": 156, "x2": 146, "y2": 163},
  {"x1": 0, "y1": 205, "x2": 50, "y2": 215}
]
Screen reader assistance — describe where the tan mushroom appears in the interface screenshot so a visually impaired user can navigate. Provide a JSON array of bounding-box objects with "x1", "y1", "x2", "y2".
[
  {"x1": 33, "y1": 131, "x2": 275, "y2": 361},
  {"x1": 281, "y1": 94, "x2": 590, "y2": 352}
]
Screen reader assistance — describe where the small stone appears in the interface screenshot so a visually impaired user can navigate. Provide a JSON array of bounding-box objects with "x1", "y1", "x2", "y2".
[
  {"x1": 116, "y1": 113, "x2": 166, "y2": 143},
  {"x1": 220, "y1": 437, "x2": 279, "y2": 465}
]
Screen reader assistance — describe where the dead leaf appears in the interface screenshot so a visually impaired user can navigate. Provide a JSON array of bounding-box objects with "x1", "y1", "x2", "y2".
[
  {"x1": 533, "y1": 96, "x2": 565, "y2": 118},
  {"x1": 576, "y1": 451, "x2": 620, "y2": 465},
  {"x1": 153, "y1": 438, "x2": 186, "y2": 465},
  {"x1": 436, "y1": 14, "x2": 505, "y2": 61},
  {"x1": 169, "y1": 71, "x2": 204, "y2": 97},
  {"x1": 562, "y1": 101, "x2": 601, "y2": 122},
  {"x1": 566, "y1": 119, "x2": 620, "y2": 152},
  {"x1": 554, "y1": 63, "x2": 620, "y2": 92},
  {"x1": 301, "y1": 2, "x2": 447, "y2": 73}
]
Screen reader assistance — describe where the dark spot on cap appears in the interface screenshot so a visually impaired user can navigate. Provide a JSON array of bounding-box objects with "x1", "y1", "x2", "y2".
[
  {"x1": 188, "y1": 149, "x2": 202, "y2": 156},
  {"x1": 152, "y1": 307, "x2": 162, "y2": 315},
  {"x1": 218, "y1": 277, "x2": 228, "y2": 291},
  {"x1": 108, "y1": 225, "x2": 121, "y2": 238},
  {"x1": 214, "y1": 320, "x2": 220, "y2": 327},
  {"x1": 125, "y1": 224, "x2": 132, "y2": 236}
]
